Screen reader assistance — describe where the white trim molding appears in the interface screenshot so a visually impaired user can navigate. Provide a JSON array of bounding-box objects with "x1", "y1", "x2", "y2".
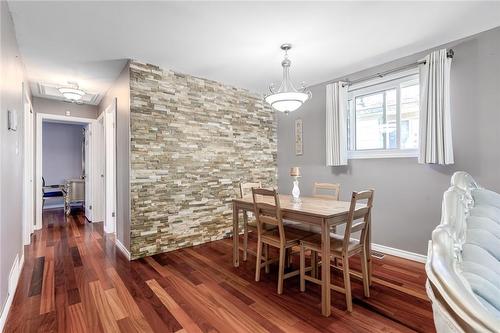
[
  {"x1": 115, "y1": 238, "x2": 131, "y2": 261},
  {"x1": 348, "y1": 148, "x2": 418, "y2": 160},
  {"x1": 0, "y1": 253, "x2": 25, "y2": 332},
  {"x1": 372, "y1": 243, "x2": 427, "y2": 263}
]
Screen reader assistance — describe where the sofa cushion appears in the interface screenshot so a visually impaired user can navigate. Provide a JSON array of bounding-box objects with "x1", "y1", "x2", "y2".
[
  {"x1": 466, "y1": 229, "x2": 500, "y2": 260},
  {"x1": 472, "y1": 188, "x2": 500, "y2": 209},
  {"x1": 462, "y1": 272, "x2": 500, "y2": 314},
  {"x1": 462, "y1": 244, "x2": 500, "y2": 276},
  {"x1": 467, "y1": 216, "x2": 500, "y2": 238},
  {"x1": 470, "y1": 205, "x2": 500, "y2": 224}
]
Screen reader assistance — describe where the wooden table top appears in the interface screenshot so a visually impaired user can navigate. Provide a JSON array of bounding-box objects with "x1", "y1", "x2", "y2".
[{"x1": 233, "y1": 194, "x2": 363, "y2": 219}]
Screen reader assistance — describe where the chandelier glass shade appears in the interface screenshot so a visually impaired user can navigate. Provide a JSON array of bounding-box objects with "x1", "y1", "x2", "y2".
[
  {"x1": 58, "y1": 87, "x2": 86, "y2": 101},
  {"x1": 265, "y1": 44, "x2": 311, "y2": 113}
]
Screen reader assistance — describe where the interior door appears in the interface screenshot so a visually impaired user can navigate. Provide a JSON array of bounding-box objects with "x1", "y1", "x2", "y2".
[
  {"x1": 84, "y1": 124, "x2": 92, "y2": 220},
  {"x1": 94, "y1": 116, "x2": 106, "y2": 222}
]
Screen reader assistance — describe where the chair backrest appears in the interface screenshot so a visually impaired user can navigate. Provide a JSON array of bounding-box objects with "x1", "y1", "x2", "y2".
[
  {"x1": 343, "y1": 190, "x2": 374, "y2": 252},
  {"x1": 240, "y1": 182, "x2": 262, "y2": 198},
  {"x1": 251, "y1": 188, "x2": 285, "y2": 243},
  {"x1": 313, "y1": 182, "x2": 340, "y2": 200}
]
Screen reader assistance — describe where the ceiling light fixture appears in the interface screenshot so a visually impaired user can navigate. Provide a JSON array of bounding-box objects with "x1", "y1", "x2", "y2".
[
  {"x1": 58, "y1": 85, "x2": 85, "y2": 101},
  {"x1": 265, "y1": 44, "x2": 311, "y2": 114}
]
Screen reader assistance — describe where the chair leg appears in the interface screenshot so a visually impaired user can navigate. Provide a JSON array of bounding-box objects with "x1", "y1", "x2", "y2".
[
  {"x1": 264, "y1": 244, "x2": 270, "y2": 274},
  {"x1": 255, "y1": 238, "x2": 262, "y2": 282},
  {"x1": 242, "y1": 213, "x2": 248, "y2": 262},
  {"x1": 342, "y1": 255, "x2": 353, "y2": 312},
  {"x1": 311, "y1": 251, "x2": 318, "y2": 279},
  {"x1": 287, "y1": 248, "x2": 293, "y2": 268},
  {"x1": 300, "y1": 244, "x2": 306, "y2": 292},
  {"x1": 361, "y1": 248, "x2": 370, "y2": 298},
  {"x1": 277, "y1": 247, "x2": 286, "y2": 295}
]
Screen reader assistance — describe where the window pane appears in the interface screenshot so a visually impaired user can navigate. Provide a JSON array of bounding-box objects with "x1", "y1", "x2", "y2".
[
  {"x1": 385, "y1": 89, "x2": 397, "y2": 149},
  {"x1": 400, "y1": 84, "x2": 419, "y2": 149},
  {"x1": 355, "y1": 92, "x2": 384, "y2": 150}
]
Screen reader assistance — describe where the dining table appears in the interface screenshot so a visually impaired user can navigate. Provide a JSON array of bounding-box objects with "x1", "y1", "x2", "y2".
[{"x1": 232, "y1": 194, "x2": 371, "y2": 317}]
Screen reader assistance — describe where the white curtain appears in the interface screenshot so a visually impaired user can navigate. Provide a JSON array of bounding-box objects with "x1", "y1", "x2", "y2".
[
  {"x1": 418, "y1": 49, "x2": 454, "y2": 165},
  {"x1": 326, "y1": 81, "x2": 348, "y2": 166}
]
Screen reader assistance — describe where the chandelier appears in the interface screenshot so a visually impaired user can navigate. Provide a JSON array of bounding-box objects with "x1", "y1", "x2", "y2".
[
  {"x1": 265, "y1": 44, "x2": 311, "y2": 113},
  {"x1": 58, "y1": 83, "x2": 86, "y2": 102}
]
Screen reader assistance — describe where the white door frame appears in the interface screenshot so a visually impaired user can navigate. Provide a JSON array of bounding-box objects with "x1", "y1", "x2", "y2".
[
  {"x1": 94, "y1": 113, "x2": 105, "y2": 223},
  {"x1": 102, "y1": 99, "x2": 117, "y2": 234},
  {"x1": 35, "y1": 113, "x2": 95, "y2": 230},
  {"x1": 22, "y1": 83, "x2": 34, "y2": 245}
]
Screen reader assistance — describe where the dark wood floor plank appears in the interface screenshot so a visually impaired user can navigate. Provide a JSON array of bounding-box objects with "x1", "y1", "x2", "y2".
[
  {"x1": 4, "y1": 208, "x2": 435, "y2": 333},
  {"x1": 28, "y1": 256, "x2": 45, "y2": 297}
]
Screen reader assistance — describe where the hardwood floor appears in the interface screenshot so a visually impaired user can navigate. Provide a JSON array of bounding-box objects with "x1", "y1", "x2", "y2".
[{"x1": 3, "y1": 209, "x2": 435, "y2": 333}]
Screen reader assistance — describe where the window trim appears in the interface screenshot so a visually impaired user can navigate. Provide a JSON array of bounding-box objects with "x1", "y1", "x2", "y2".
[
  {"x1": 347, "y1": 148, "x2": 418, "y2": 160},
  {"x1": 347, "y1": 68, "x2": 419, "y2": 160}
]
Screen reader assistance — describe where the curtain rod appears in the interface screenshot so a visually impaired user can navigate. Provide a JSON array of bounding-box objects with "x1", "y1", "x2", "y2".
[{"x1": 337, "y1": 49, "x2": 454, "y2": 88}]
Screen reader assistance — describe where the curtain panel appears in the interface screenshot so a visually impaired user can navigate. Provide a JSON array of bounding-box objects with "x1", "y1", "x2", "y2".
[
  {"x1": 419, "y1": 49, "x2": 454, "y2": 165},
  {"x1": 326, "y1": 81, "x2": 348, "y2": 166}
]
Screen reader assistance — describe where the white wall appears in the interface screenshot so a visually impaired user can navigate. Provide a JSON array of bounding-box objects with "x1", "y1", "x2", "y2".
[
  {"x1": 0, "y1": 1, "x2": 29, "y2": 324},
  {"x1": 32, "y1": 96, "x2": 98, "y2": 119},
  {"x1": 42, "y1": 122, "x2": 84, "y2": 185}
]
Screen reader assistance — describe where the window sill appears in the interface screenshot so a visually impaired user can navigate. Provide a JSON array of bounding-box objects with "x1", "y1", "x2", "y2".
[{"x1": 347, "y1": 149, "x2": 418, "y2": 160}]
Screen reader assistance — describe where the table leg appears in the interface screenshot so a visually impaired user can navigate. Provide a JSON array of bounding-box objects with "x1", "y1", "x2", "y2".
[
  {"x1": 233, "y1": 202, "x2": 240, "y2": 267},
  {"x1": 321, "y1": 219, "x2": 331, "y2": 317}
]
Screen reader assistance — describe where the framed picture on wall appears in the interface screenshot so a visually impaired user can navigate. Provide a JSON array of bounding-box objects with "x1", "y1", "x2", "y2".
[{"x1": 295, "y1": 118, "x2": 303, "y2": 156}]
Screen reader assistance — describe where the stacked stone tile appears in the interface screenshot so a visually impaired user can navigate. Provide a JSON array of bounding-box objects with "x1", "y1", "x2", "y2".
[{"x1": 129, "y1": 61, "x2": 277, "y2": 259}]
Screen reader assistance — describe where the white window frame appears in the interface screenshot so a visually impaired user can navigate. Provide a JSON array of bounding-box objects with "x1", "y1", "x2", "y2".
[{"x1": 347, "y1": 68, "x2": 419, "y2": 160}]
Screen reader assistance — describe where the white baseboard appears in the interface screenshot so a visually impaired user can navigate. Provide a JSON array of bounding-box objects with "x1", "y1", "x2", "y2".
[
  {"x1": 0, "y1": 253, "x2": 25, "y2": 332},
  {"x1": 115, "y1": 238, "x2": 131, "y2": 261},
  {"x1": 372, "y1": 243, "x2": 427, "y2": 263}
]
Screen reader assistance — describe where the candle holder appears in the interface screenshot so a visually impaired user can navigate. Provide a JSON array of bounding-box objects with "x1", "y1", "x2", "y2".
[{"x1": 290, "y1": 167, "x2": 301, "y2": 203}]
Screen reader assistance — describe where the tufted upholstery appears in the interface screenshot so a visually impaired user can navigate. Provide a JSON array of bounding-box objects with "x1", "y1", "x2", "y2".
[{"x1": 426, "y1": 172, "x2": 500, "y2": 332}]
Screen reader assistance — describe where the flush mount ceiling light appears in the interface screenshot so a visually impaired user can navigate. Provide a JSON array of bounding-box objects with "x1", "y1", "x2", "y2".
[
  {"x1": 265, "y1": 43, "x2": 311, "y2": 114},
  {"x1": 58, "y1": 85, "x2": 85, "y2": 102}
]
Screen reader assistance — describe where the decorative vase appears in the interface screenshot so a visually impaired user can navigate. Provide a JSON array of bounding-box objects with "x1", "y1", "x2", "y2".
[{"x1": 292, "y1": 177, "x2": 301, "y2": 203}]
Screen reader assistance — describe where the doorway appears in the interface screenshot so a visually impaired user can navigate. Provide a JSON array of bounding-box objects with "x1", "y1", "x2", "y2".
[
  {"x1": 96, "y1": 99, "x2": 117, "y2": 234},
  {"x1": 35, "y1": 113, "x2": 94, "y2": 229}
]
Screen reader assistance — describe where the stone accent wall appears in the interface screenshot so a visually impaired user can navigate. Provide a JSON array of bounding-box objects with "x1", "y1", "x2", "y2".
[{"x1": 129, "y1": 61, "x2": 277, "y2": 259}]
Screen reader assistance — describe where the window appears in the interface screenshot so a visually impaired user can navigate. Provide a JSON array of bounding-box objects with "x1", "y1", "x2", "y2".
[{"x1": 347, "y1": 70, "x2": 419, "y2": 159}]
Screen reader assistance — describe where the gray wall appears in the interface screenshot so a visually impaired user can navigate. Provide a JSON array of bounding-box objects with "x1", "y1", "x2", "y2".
[
  {"x1": 98, "y1": 62, "x2": 131, "y2": 249},
  {"x1": 32, "y1": 96, "x2": 98, "y2": 119},
  {"x1": 42, "y1": 122, "x2": 84, "y2": 191},
  {"x1": 277, "y1": 26, "x2": 500, "y2": 255},
  {"x1": 0, "y1": 1, "x2": 28, "y2": 318}
]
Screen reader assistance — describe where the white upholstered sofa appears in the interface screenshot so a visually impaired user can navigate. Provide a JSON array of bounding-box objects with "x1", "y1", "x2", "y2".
[{"x1": 426, "y1": 171, "x2": 500, "y2": 332}]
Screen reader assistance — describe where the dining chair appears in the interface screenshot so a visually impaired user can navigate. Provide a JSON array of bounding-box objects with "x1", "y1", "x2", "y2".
[
  {"x1": 299, "y1": 190, "x2": 374, "y2": 312},
  {"x1": 313, "y1": 182, "x2": 340, "y2": 200},
  {"x1": 309, "y1": 182, "x2": 342, "y2": 270},
  {"x1": 239, "y1": 182, "x2": 262, "y2": 261},
  {"x1": 252, "y1": 188, "x2": 312, "y2": 294}
]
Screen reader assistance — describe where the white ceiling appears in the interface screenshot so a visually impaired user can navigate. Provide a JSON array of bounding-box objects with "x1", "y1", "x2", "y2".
[{"x1": 8, "y1": 1, "x2": 500, "y2": 100}]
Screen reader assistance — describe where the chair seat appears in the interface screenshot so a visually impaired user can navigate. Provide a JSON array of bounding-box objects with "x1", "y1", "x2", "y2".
[
  {"x1": 261, "y1": 226, "x2": 313, "y2": 248},
  {"x1": 300, "y1": 233, "x2": 362, "y2": 256},
  {"x1": 43, "y1": 191, "x2": 64, "y2": 198}
]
